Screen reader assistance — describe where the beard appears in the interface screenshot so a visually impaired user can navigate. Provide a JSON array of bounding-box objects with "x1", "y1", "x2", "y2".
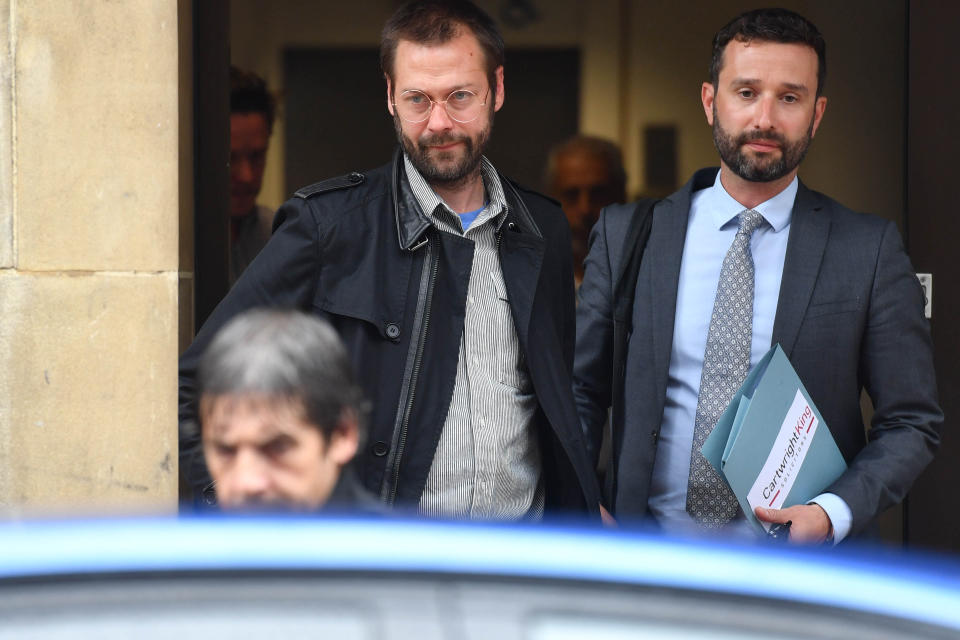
[
  {"x1": 712, "y1": 103, "x2": 815, "y2": 183},
  {"x1": 393, "y1": 109, "x2": 493, "y2": 190}
]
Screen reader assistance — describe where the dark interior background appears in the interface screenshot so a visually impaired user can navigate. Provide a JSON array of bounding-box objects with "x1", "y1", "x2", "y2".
[{"x1": 283, "y1": 48, "x2": 578, "y2": 192}]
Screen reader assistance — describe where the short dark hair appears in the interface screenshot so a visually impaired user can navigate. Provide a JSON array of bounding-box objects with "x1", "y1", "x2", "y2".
[
  {"x1": 197, "y1": 309, "x2": 365, "y2": 440},
  {"x1": 230, "y1": 66, "x2": 277, "y2": 133},
  {"x1": 710, "y1": 8, "x2": 827, "y2": 96},
  {"x1": 380, "y1": 0, "x2": 505, "y2": 93}
]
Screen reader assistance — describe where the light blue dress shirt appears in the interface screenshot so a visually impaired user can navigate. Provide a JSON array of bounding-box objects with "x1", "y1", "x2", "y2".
[{"x1": 649, "y1": 171, "x2": 851, "y2": 542}]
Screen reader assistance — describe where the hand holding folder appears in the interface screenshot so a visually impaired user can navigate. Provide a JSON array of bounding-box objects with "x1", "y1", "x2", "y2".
[{"x1": 701, "y1": 345, "x2": 847, "y2": 536}]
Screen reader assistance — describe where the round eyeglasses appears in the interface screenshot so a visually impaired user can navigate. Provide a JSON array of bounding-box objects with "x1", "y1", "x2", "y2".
[{"x1": 393, "y1": 88, "x2": 489, "y2": 124}]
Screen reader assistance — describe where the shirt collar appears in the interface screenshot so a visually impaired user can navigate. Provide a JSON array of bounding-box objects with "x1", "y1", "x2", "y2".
[
  {"x1": 403, "y1": 153, "x2": 509, "y2": 232},
  {"x1": 705, "y1": 169, "x2": 798, "y2": 233}
]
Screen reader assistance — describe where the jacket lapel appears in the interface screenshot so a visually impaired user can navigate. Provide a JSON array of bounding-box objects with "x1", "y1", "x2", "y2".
[
  {"x1": 499, "y1": 223, "x2": 545, "y2": 351},
  {"x1": 772, "y1": 181, "x2": 830, "y2": 357},
  {"x1": 648, "y1": 169, "x2": 714, "y2": 402},
  {"x1": 649, "y1": 197, "x2": 687, "y2": 402},
  {"x1": 498, "y1": 177, "x2": 546, "y2": 351}
]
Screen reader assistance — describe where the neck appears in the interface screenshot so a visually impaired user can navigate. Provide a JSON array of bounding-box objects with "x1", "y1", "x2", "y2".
[
  {"x1": 429, "y1": 168, "x2": 486, "y2": 214},
  {"x1": 718, "y1": 164, "x2": 797, "y2": 210}
]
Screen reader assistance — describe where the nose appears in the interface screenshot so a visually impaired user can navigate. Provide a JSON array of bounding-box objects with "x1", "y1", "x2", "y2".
[
  {"x1": 575, "y1": 189, "x2": 593, "y2": 219},
  {"x1": 754, "y1": 94, "x2": 775, "y2": 130},
  {"x1": 424, "y1": 101, "x2": 454, "y2": 133},
  {"x1": 232, "y1": 157, "x2": 254, "y2": 184},
  {"x1": 221, "y1": 450, "x2": 271, "y2": 507},
  {"x1": 563, "y1": 188, "x2": 594, "y2": 228}
]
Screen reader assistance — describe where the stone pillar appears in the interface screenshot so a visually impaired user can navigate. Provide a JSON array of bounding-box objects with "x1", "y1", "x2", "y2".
[{"x1": 0, "y1": 0, "x2": 180, "y2": 513}]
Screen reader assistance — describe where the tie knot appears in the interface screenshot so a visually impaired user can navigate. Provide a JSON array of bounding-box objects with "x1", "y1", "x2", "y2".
[{"x1": 737, "y1": 209, "x2": 766, "y2": 237}]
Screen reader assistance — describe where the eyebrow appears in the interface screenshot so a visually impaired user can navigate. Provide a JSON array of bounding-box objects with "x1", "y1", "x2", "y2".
[
  {"x1": 781, "y1": 82, "x2": 810, "y2": 94},
  {"x1": 207, "y1": 430, "x2": 293, "y2": 451},
  {"x1": 400, "y1": 84, "x2": 479, "y2": 96},
  {"x1": 730, "y1": 77, "x2": 810, "y2": 94}
]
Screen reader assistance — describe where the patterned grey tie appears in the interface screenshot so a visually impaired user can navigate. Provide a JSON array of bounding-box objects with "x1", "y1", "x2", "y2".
[{"x1": 686, "y1": 209, "x2": 767, "y2": 527}]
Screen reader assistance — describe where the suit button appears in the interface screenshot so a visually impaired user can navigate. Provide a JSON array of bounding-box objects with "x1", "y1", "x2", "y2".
[
  {"x1": 372, "y1": 441, "x2": 389, "y2": 457},
  {"x1": 385, "y1": 323, "x2": 401, "y2": 340},
  {"x1": 651, "y1": 430, "x2": 659, "y2": 444},
  {"x1": 348, "y1": 171, "x2": 364, "y2": 183}
]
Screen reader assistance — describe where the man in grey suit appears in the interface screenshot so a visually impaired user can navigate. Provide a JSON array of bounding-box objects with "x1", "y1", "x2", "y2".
[{"x1": 574, "y1": 8, "x2": 941, "y2": 543}]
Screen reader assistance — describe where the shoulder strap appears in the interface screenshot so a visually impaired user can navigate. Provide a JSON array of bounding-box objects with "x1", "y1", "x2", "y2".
[
  {"x1": 605, "y1": 197, "x2": 657, "y2": 507},
  {"x1": 294, "y1": 171, "x2": 366, "y2": 199}
]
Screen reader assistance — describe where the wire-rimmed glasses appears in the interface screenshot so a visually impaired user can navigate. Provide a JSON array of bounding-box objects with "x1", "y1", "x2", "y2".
[{"x1": 393, "y1": 88, "x2": 489, "y2": 124}]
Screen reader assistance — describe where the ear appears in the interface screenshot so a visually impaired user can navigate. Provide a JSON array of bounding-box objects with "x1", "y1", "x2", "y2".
[
  {"x1": 386, "y1": 75, "x2": 395, "y2": 116},
  {"x1": 326, "y1": 410, "x2": 360, "y2": 467},
  {"x1": 810, "y1": 95, "x2": 827, "y2": 138},
  {"x1": 701, "y1": 81, "x2": 716, "y2": 126},
  {"x1": 493, "y1": 65, "x2": 505, "y2": 112}
]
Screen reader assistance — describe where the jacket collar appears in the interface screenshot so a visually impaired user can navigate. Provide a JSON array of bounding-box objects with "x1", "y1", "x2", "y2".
[
  {"x1": 391, "y1": 146, "x2": 542, "y2": 251},
  {"x1": 393, "y1": 147, "x2": 433, "y2": 251}
]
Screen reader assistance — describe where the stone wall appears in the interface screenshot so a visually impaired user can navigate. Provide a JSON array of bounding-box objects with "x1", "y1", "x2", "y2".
[{"x1": 0, "y1": 0, "x2": 180, "y2": 514}]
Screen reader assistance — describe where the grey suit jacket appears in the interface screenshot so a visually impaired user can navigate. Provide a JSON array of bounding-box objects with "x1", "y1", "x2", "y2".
[{"x1": 574, "y1": 168, "x2": 942, "y2": 537}]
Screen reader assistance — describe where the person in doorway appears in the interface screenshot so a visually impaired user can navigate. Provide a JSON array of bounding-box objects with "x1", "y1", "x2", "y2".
[
  {"x1": 574, "y1": 8, "x2": 941, "y2": 543},
  {"x1": 181, "y1": 0, "x2": 600, "y2": 520},
  {"x1": 229, "y1": 66, "x2": 276, "y2": 284},
  {"x1": 545, "y1": 135, "x2": 626, "y2": 285}
]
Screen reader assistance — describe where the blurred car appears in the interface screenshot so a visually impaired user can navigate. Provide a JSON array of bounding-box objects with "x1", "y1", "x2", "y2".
[{"x1": 1, "y1": 516, "x2": 959, "y2": 639}]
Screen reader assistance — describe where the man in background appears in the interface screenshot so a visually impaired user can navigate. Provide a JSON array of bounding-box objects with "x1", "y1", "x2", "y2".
[
  {"x1": 545, "y1": 135, "x2": 626, "y2": 285},
  {"x1": 198, "y1": 309, "x2": 372, "y2": 511},
  {"x1": 229, "y1": 66, "x2": 276, "y2": 284}
]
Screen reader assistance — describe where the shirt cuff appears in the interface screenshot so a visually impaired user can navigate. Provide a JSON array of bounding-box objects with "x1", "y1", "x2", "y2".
[{"x1": 810, "y1": 493, "x2": 852, "y2": 545}]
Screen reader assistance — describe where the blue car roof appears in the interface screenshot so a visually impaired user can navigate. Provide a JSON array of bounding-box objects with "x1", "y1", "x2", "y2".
[{"x1": 1, "y1": 516, "x2": 959, "y2": 630}]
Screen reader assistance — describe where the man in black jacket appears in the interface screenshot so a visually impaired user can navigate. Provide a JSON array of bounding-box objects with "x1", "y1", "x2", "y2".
[{"x1": 180, "y1": 0, "x2": 599, "y2": 518}]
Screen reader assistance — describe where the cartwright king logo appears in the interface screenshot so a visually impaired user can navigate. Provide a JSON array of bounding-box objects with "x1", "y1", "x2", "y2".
[{"x1": 747, "y1": 390, "x2": 819, "y2": 531}]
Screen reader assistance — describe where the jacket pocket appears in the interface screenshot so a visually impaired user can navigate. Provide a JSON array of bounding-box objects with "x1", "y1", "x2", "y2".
[{"x1": 805, "y1": 297, "x2": 861, "y2": 319}]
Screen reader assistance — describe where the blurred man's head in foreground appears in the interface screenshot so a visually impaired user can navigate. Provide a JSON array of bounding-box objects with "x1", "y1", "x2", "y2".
[
  {"x1": 230, "y1": 67, "x2": 276, "y2": 218},
  {"x1": 198, "y1": 309, "x2": 364, "y2": 511},
  {"x1": 545, "y1": 136, "x2": 627, "y2": 281}
]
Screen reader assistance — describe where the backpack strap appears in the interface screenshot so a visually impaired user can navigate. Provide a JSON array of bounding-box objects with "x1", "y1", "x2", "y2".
[{"x1": 604, "y1": 197, "x2": 658, "y2": 508}]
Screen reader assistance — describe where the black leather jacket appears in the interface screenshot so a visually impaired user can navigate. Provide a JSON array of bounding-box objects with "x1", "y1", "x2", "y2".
[{"x1": 179, "y1": 148, "x2": 600, "y2": 515}]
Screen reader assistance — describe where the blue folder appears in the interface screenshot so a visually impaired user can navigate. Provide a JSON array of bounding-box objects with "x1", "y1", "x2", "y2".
[{"x1": 701, "y1": 344, "x2": 847, "y2": 535}]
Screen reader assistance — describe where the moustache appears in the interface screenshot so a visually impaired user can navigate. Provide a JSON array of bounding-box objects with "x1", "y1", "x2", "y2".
[
  {"x1": 737, "y1": 130, "x2": 787, "y2": 147},
  {"x1": 418, "y1": 133, "x2": 470, "y2": 147}
]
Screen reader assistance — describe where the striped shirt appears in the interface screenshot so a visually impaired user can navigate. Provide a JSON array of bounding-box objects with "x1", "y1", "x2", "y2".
[{"x1": 405, "y1": 154, "x2": 543, "y2": 519}]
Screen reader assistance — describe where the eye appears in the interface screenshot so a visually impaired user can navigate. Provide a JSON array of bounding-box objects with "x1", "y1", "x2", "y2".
[
  {"x1": 449, "y1": 90, "x2": 473, "y2": 103},
  {"x1": 737, "y1": 88, "x2": 755, "y2": 99},
  {"x1": 782, "y1": 94, "x2": 799, "y2": 104},
  {"x1": 401, "y1": 91, "x2": 429, "y2": 108},
  {"x1": 262, "y1": 435, "x2": 295, "y2": 458},
  {"x1": 212, "y1": 443, "x2": 236, "y2": 459}
]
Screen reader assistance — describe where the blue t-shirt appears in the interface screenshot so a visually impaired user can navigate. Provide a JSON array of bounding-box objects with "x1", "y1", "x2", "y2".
[{"x1": 457, "y1": 202, "x2": 487, "y2": 232}]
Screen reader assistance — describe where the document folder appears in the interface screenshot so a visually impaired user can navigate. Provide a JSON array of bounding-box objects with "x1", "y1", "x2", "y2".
[{"x1": 701, "y1": 344, "x2": 847, "y2": 535}]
